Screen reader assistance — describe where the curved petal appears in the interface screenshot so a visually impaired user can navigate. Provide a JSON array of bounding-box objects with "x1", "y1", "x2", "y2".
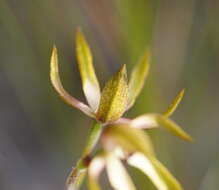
[
  {"x1": 130, "y1": 114, "x2": 192, "y2": 142},
  {"x1": 127, "y1": 50, "x2": 150, "y2": 110},
  {"x1": 163, "y1": 89, "x2": 185, "y2": 117},
  {"x1": 128, "y1": 153, "x2": 183, "y2": 190},
  {"x1": 88, "y1": 156, "x2": 105, "y2": 190},
  {"x1": 50, "y1": 46, "x2": 94, "y2": 117},
  {"x1": 76, "y1": 29, "x2": 101, "y2": 111},
  {"x1": 106, "y1": 153, "x2": 136, "y2": 190},
  {"x1": 96, "y1": 65, "x2": 129, "y2": 122}
]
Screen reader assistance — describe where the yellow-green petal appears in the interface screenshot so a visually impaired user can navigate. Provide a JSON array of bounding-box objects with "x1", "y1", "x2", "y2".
[
  {"x1": 88, "y1": 178, "x2": 101, "y2": 190},
  {"x1": 102, "y1": 125, "x2": 155, "y2": 157},
  {"x1": 151, "y1": 158, "x2": 183, "y2": 190},
  {"x1": 50, "y1": 46, "x2": 94, "y2": 117},
  {"x1": 131, "y1": 114, "x2": 192, "y2": 142},
  {"x1": 76, "y1": 29, "x2": 101, "y2": 111},
  {"x1": 163, "y1": 89, "x2": 185, "y2": 117},
  {"x1": 128, "y1": 50, "x2": 150, "y2": 109},
  {"x1": 96, "y1": 65, "x2": 129, "y2": 122},
  {"x1": 156, "y1": 114, "x2": 192, "y2": 141},
  {"x1": 128, "y1": 153, "x2": 183, "y2": 190},
  {"x1": 106, "y1": 153, "x2": 136, "y2": 190}
]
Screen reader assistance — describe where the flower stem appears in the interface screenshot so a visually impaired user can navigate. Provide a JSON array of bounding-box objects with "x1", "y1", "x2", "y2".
[{"x1": 66, "y1": 121, "x2": 103, "y2": 189}]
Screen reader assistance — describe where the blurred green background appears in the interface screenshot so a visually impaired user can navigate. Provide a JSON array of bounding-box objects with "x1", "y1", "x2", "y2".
[{"x1": 0, "y1": 0, "x2": 219, "y2": 189}]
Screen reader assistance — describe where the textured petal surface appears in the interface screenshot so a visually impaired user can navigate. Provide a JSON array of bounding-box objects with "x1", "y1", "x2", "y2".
[
  {"x1": 96, "y1": 65, "x2": 129, "y2": 122},
  {"x1": 76, "y1": 29, "x2": 101, "y2": 111},
  {"x1": 50, "y1": 46, "x2": 94, "y2": 117}
]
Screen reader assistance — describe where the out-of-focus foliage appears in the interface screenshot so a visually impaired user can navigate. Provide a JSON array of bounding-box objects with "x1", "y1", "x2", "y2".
[{"x1": 0, "y1": 0, "x2": 219, "y2": 190}]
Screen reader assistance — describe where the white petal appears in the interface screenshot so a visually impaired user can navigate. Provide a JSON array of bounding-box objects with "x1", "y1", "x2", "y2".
[
  {"x1": 106, "y1": 153, "x2": 136, "y2": 190},
  {"x1": 128, "y1": 153, "x2": 168, "y2": 190}
]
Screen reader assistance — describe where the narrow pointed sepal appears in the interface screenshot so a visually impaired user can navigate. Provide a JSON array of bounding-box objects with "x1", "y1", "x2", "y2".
[
  {"x1": 128, "y1": 153, "x2": 183, "y2": 190},
  {"x1": 131, "y1": 114, "x2": 192, "y2": 142},
  {"x1": 156, "y1": 114, "x2": 192, "y2": 141},
  {"x1": 128, "y1": 50, "x2": 150, "y2": 109},
  {"x1": 76, "y1": 29, "x2": 101, "y2": 111},
  {"x1": 164, "y1": 89, "x2": 185, "y2": 117},
  {"x1": 50, "y1": 46, "x2": 94, "y2": 117},
  {"x1": 96, "y1": 65, "x2": 129, "y2": 122}
]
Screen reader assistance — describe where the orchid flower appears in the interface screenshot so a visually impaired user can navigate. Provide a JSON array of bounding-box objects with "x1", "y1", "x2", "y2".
[{"x1": 50, "y1": 28, "x2": 192, "y2": 190}]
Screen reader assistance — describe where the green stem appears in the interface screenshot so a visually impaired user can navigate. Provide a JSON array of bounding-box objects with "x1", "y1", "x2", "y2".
[{"x1": 66, "y1": 121, "x2": 103, "y2": 189}]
